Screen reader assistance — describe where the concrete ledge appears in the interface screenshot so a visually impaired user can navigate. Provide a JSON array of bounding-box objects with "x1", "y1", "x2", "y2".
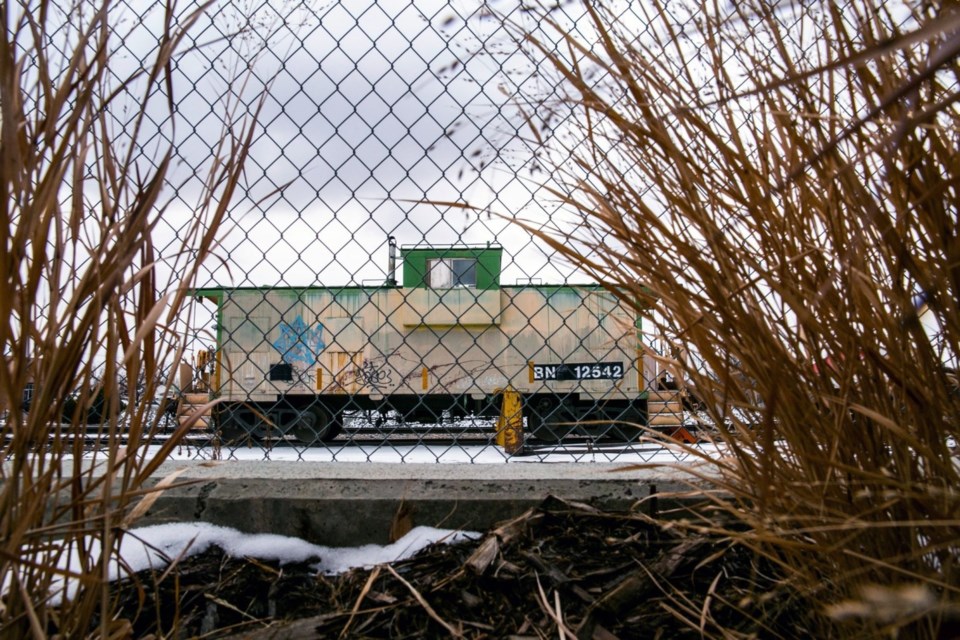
[{"x1": 141, "y1": 461, "x2": 708, "y2": 546}]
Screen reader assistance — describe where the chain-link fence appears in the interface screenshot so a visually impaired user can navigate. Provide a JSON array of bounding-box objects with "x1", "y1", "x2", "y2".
[
  {"x1": 10, "y1": 0, "x2": 952, "y2": 464},
  {"x1": 151, "y1": 0, "x2": 704, "y2": 463}
]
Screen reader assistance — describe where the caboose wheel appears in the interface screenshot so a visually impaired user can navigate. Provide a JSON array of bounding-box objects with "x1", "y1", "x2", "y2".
[
  {"x1": 291, "y1": 411, "x2": 318, "y2": 444},
  {"x1": 217, "y1": 420, "x2": 246, "y2": 444},
  {"x1": 321, "y1": 411, "x2": 344, "y2": 441},
  {"x1": 527, "y1": 397, "x2": 576, "y2": 443},
  {"x1": 217, "y1": 405, "x2": 256, "y2": 444},
  {"x1": 293, "y1": 406, "x2": 339, "y2": 443},
  {"x1": 577, "y1": 405, "x2": 643, "y2": 442}
]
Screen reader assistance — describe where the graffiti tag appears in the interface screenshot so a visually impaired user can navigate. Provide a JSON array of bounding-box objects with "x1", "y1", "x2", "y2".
[
  {"x1": 354, "y1": 360, "x2": 392, "y2": 389},
  {"x1": 272, "y1": 315, "x2": 325, "y2": 368}
]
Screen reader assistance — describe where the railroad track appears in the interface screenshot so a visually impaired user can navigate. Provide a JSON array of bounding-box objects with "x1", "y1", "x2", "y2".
[{"x1": 2, "y1": 418, "x2": 680, "y2": 456}]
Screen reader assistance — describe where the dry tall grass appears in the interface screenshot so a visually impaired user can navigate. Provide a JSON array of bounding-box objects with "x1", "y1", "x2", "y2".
[
  {"x1": 0, "y1": 1, "x2": 260, "y2": 636},
  {"x1": 503, "y1": 0, "x2": 959, "y2": 636}
]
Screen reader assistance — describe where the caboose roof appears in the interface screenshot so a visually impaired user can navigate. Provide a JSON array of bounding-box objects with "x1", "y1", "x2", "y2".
[{"x1": 400, "y1": 244, "x2": 503, "y2": 290}]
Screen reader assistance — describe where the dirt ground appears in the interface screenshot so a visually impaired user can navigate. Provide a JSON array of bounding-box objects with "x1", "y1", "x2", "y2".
[{"x1": 105, "y1": 497, "x2": 816, "y2": 639}]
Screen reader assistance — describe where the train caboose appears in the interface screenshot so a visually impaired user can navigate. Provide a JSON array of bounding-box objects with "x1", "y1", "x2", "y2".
[{"x1": 191, "y1": 241, "x2": 675, "y2": 443}]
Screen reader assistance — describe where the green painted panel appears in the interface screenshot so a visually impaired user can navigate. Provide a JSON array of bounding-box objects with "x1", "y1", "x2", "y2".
[{"x1": 401, "y1": 246, "x2": 502, "y2": 289}]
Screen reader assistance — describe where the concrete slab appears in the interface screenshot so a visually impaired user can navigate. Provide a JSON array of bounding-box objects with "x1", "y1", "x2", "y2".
[{"x1": 141, "y1": 461, "x2": 711, "y2": 546}]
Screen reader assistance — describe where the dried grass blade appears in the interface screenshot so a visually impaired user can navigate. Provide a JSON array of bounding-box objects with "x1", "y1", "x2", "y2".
[
  {"x1": 384, "y1": 564, "x2": 462, "y2": 638},
  {"x1": 339, "y1": 565, "x2": 381, "y2": 639},
  {"x1": 533, "y1": 572, "x2": 576, "y2": 640},
  {"x1": 700, "y1": 571, "x2": 722, "y2": 632},
  {"x1": 121, "y1": 466, "x2": 190, "y2": 528}
]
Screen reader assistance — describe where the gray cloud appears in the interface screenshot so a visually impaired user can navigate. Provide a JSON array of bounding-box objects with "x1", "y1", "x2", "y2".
[{"x1": 135, "y1": 0, "x2": 591, "y2": 286}]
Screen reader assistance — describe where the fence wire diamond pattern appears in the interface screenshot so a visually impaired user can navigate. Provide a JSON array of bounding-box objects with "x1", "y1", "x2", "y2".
[{"x1": 9, "y1": 0, "x2": 946, "y2": 464}]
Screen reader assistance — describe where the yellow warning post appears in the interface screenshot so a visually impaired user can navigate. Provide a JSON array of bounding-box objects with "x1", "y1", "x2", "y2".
[{"x1": 495, "y1": 386, "x2": 524, "y2": 455}]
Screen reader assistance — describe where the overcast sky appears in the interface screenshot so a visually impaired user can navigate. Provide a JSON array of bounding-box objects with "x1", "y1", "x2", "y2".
[
  {"x1": 5, "y1": 0, "x2": 630, "y2": 354},
  {"x1": 22, "y1": 0, "x2": 847, "y2": 295},
  {"x1": 105, "y1": 0, "x2": 598, "y2": 289}
]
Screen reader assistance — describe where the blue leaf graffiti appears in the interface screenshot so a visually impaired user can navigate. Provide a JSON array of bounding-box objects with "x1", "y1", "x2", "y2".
[{"x1": 273, "y1": 315, "x2": 325, "y2": 368}]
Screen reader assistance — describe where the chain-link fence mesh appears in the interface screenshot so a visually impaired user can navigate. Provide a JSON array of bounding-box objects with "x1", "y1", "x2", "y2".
[
  {"x1": 9, "y1": 0, "x2": 951, "y2": 464},
  {"x1": 163, "y1": 0, "x2": 697, "y2": 463}
]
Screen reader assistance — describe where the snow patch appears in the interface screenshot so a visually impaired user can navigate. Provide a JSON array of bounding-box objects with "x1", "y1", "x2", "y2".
[
  {"x1": 120, "y1": 522, "x2": 478, "y2": 575},
  {"x1": 14, "y1": 523, "x2": 479, "y2": 605}
]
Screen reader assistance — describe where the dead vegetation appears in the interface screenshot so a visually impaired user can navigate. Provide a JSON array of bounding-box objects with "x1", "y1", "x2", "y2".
[
  {"x1": 3, "y1": 0, "x2": 958, "y2": 637},
  {"x1": 490, "y1": 0, "x2": 959, "y2": 637},
  {"x1": 106, "y1": 497, "x2": 817, "y2": 639},
  {"x1": 0, "y1": 1, "x2": 261, "y2": 636}
]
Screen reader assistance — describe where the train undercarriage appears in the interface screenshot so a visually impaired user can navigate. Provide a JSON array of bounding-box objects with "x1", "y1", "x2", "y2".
[{"x1": 205, "y1": 392, "x2": 660, "y2": 445}]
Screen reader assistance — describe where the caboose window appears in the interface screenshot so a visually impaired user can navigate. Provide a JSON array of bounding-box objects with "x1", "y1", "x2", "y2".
[{"x1": 427, "y1": 258, "x2": 477, "y2": 288}]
